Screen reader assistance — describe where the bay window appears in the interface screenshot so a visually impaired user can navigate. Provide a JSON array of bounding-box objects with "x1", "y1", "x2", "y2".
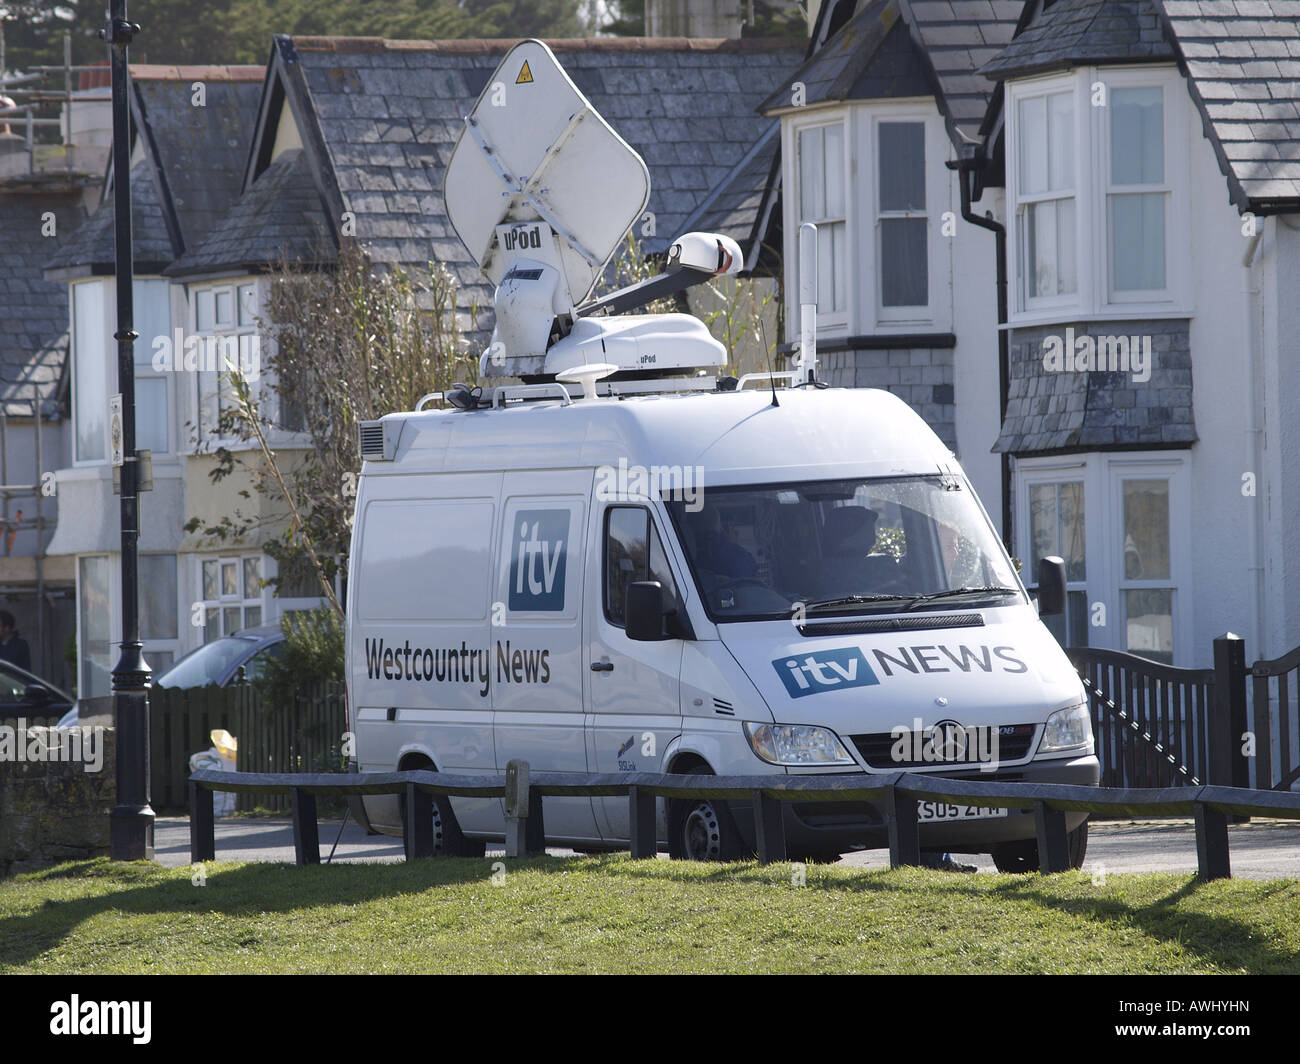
[
  {"x1": 1007, "y1": 67, "x2": 1187, "y2": 321},
  {"x1": 797, "y1": 121, "x2": 848, "y2": 318},
  {"x1": 1018, "y1": 454, "x2": 1188, "y2": 664},
  {"x1": 72, "y1": 278, "x2": 172, "y2": 463}
]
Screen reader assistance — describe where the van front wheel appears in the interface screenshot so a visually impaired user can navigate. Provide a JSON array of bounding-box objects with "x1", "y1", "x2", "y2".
[{"x1": 668, "y1": 770, "x2": 748, "y2": 862}]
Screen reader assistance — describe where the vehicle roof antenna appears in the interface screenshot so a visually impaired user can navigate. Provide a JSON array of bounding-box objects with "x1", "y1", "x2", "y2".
[{"x1": 759, "y1": 307, "x2": 778, "y2": 408}]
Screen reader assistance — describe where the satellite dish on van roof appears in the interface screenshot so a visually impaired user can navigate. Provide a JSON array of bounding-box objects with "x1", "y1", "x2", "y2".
[{"x1": 444, "y1": 39, "x2": 651, "y2": 306}]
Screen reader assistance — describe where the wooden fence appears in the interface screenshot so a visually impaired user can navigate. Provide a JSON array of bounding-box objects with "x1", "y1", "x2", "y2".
[{"x1": 151, "y1": 681, "x2": 347, "y2": 812}]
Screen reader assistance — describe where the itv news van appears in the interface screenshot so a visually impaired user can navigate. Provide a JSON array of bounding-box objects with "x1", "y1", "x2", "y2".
[{"x1": 343, "y1": 40, "x2": 1099, "y2": 868}]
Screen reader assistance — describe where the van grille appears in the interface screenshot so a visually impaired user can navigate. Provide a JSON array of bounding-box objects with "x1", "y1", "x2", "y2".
[
  {"x1": 798, "y1": 613, "x2": 984, "y2": 637},
  {"x1": 850, "y1": 723, "x2": 1037, "y2": 769}
]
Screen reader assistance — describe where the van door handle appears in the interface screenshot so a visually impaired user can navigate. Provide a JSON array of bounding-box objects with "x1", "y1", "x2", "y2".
[{"x1": 590, "y1": 662, "x2": 614, "y2": 672}]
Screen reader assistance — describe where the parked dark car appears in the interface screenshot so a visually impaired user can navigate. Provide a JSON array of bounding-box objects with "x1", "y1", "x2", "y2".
[
  {"x1": 0, "y1": 659, "x2": 76, "y2": 719},
  {"x1": 154, "y1": 625, "x2": 286, "y2": 690}
]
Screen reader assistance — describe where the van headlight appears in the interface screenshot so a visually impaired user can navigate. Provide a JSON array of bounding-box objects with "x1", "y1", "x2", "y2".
[
  {"x1": 1039, "y1": 703, "x2": 1093, "y2": 753},
  {"x1": 744, "y1": 722, "x2": 855, "y2": 766}
]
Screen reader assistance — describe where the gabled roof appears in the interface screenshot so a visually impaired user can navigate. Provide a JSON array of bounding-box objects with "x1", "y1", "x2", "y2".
[
  {"x1": 0, "y1": 192, "x2": 88, "y2": 411},
  {"x1": 760, "y1": 0, "x2": 1021, "y2": 145},
  {"x1": 167, "y1": 148, "x2": 332, "y2": 277},
  {"x1": 42, "y1": 66, "x2": 263, "y2": 278},
  {"x1": 132, "y1": 68, "x2": 264, "y2": 254},
  {"x1": 899, "y1": 0, "x2": 1024, "y2": 144},
  {"x1": 677, "y1": 122, "x2": 782, "y2": 268},
  {"x1": 981, "y1": 0, "x2": 1174, "y2": 80},
  {"x1": 42, "y1": 158, "x2": 173, "y2": 278},
  {"x1": 1154, "y1": 1, "x2": 1300, "y2": 212},
  {"x1": 980, "y1": 0, "x2": 1300, "y2": 213},
  {"x1": 219, "y1": 35, "x2": 801, "y2": 302}
]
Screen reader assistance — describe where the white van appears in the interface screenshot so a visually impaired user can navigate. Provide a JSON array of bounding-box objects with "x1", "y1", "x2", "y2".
[
  {"x1": 345, "y1": 384, "x2": 1099, "y2": 868},
  {"x1": 344, "y1": 39, "x2": 1098, "y2": 868}
]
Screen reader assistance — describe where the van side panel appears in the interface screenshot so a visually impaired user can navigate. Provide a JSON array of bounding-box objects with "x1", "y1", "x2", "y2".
[
  {"x1": 351, "y1": 472, "x2": 502, "y2": 834},
  {"x1": 491, "y1": 472, "x2": 599, "y2": 841}
]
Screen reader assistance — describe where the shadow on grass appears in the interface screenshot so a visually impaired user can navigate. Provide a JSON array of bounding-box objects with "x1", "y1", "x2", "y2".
[
  {"x1": 2, "y1": 854, "x2": 1297, "y2": 972},
  {"x1": 609, "y1": 856, "x2": 1300, "y2": 973}
]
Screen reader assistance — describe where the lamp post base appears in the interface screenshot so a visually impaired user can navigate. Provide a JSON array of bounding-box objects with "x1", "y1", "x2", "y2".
[{"x1": 109, "y1": 806, "x2": 155, "y2": 861}]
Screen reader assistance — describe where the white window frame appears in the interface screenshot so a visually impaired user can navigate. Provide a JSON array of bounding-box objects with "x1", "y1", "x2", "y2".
[
  {"x1": 190, "y1": 278, "x2": 265, "y2": 446},
  {"x1": 1006, "y1": 66, "x2": 1190, "y2": 326},
  {"x1": 871, "y1": 109, "x2": 946, "y2": 327},
  {"x1": 196, "y1": 552, "x2": 269, "y2": 642},
  {"x1": 71, "y1": 277, "x2": 174, "y2": 466},
  {"x1": 784, "y1": 101, "x2": 952, "y2": 340},
  {"x1": 1016, "y1": 452, "x2": 1191, "y2": 664},
  {"x1": 789, "y1": 111, "x2": 851, "y2": 332},
  {"x1": 75, "y1": 552, "x2": 181, "y2": 696}
]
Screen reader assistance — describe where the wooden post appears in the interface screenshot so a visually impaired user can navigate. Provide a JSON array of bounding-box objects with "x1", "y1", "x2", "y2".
[
  {"x1": 404, "y1": 782, "x2": 434, "y2": 860},
  {"x1": 1211, "y1": 634, "x2": 1247, "y2": 788},
  {"x1": 505, "y1": 760, "x2": 546, "y2": 857},
  {"x1": 884, "y1": 785, "x2": 920, "y2": 868},
  {"x1": 1194, "y1": 802, "x2": 1231, "y2": 880},
  {"x1": 1034, "y1": 801, "x2": 1069, "y2": 873},
  {"x1": 189, "y1": 780, "x2": 215, "y2": 862},
  {"x1": 628, "y1": 785, "x2": 657, "y2": 859},
  {"x1": 752, "y1": 790, "x2": 786, "y2": 864},
  {"x1": 290, "y1": 788, "x2": 320, "y2": 866}
]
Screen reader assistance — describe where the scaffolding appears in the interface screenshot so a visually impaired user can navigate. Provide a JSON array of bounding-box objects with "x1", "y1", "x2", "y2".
[{"x1": 0, "y1": 31, "x2": 110, "y2": 188}]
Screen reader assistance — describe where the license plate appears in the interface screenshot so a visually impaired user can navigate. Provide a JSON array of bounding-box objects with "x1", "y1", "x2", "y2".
[{"x1": 916, "y1": 801, "x2": 1009, "y2": 822}]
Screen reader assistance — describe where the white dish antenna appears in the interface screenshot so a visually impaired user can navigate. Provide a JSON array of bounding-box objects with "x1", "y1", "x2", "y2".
[{"x1": 444, "y1": 39, "x2": 651, "y2": 307}]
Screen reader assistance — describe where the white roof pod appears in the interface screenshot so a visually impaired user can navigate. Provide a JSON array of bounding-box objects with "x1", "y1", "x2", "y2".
[{"x1": 442, "y1": 39, "x2": 745, "y2": 389}]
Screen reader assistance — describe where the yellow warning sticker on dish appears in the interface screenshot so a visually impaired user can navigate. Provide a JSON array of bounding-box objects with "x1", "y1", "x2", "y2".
[{"x1": 516, "y1": 60, "x2": 533, "y2": 85}]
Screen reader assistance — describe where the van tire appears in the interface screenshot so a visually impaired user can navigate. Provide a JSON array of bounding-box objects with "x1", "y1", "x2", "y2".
[
  {"x1": 400, "y1": 786, "x2": 486, "y2": 858},
  {"x1": 667, "y1": 767, "x2": 749, "y2": 862},
  {"x1": 991, "y1": 820, "x2": 1088, "y2": 873}
]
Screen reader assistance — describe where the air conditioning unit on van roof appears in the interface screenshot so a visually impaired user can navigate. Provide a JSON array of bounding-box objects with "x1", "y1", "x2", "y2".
[
  {"x1": 358, "y1": 419, "x2": 400, "y2": 462},
  {"x1": 443, "y1": 40, "x2": 744, "y2": 391}
]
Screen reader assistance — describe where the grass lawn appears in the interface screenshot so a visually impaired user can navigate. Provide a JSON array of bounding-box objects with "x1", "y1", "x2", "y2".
[{"x1": 1, "y1": 856, "x2": 1296, "y2": 974}]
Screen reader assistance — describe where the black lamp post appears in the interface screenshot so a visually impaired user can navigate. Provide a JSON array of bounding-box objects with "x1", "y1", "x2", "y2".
[{"x1": 103, "y1": 1, "x2": 154, "y2": 861}]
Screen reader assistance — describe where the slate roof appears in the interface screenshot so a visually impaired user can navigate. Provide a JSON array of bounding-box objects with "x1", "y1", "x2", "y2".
[
  {"x1": 994, "y1": 319, "x2": 1198, "y2": 453},
  {"x1": 243, "y1": 35, "x2": 802, "y2": 310},
  {"x1": 760, "y1": 0, "x2": 1020, "y2": 146},
  {"x1": 899, "y1": 0, "x2": 1023, "y2": 144},
  {"x1": 1154, "y1": 0, "x2": 1300, "y2": 211},
  {"x1": 677, "y1": 122, "x2": 781, "y2": 265},
  {"x1": 759, "y1": 1, "x2": 933, "y2": 110},
  {"x1": 42, "y1": 159, "x2": 173, "y2": 278},
  {"x1": 981, "y1": 0, "x2": 1174, "y2": 80},
  {"x1": 132, "y1": 69, "x2": 264, "y2": 253},
  {"x1": 43, "y1": 66, "x2": 263, "y2": 278},
  {"x1": 167, "y1": 149, "x2": 333, "y2": 277},
  {"x1": 0, "y1": 193, "x2": 88, "y2": 412}
]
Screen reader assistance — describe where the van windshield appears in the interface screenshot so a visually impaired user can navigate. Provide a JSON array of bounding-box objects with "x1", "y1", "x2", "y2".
[{"x1": 665, "y1": 475, "x2": 1023, "y2": 622}]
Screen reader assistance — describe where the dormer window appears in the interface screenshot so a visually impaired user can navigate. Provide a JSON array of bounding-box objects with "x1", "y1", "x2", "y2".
[{"x1": 1007, "y1": 67, "x2": 1188, "y2": 322}]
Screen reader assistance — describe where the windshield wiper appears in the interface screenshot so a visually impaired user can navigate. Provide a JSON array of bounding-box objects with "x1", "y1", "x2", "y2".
[
  {"x1": 802, "y1": 594, "x2": 916, "y2": 614},
  {"x1": 902, "y1": 586, "x2": 1021, "y2": 611}
]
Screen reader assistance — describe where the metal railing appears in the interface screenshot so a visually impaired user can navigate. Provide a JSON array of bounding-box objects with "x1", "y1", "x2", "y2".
[{"x1": 189, "y1": 762, "x2": 1300, "y2": 881}]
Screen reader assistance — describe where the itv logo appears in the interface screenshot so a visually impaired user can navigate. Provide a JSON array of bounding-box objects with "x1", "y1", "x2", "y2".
[
  {"x1": 773, "y1": 647, "x2": 879, "y2": 698},
  {"x1": 509, "y1": 509, "x2": 569, "y2": 612}
]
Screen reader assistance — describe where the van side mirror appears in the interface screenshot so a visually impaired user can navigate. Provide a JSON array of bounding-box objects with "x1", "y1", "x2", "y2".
[
  {"x1": 1036, "y1": 556, "x2": 1067, "y2": 617},
  {"x1": 626, "y1": 581, "x2": 668, "y2": 641}
]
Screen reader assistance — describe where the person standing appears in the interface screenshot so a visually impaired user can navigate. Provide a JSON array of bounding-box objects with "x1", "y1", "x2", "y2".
[{"x1": 0, "y1": 610, "x2": 32, "y2": 672}]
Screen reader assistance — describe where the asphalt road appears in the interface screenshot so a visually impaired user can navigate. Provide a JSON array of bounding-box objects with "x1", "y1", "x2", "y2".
[{"x1": 154, "y1": 815, "x2": 1300, "y2": 879}]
